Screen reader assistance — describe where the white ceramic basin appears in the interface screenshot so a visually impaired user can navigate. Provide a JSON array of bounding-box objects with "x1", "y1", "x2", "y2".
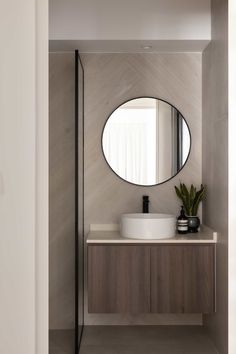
[{"x1": 120, "y1": 213, "x2": 176, "y2": 240}]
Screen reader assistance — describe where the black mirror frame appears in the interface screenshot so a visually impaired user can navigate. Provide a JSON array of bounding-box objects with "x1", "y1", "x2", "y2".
[{"x1": 101, "y1": 96, "x2": 192, "y2": 187}]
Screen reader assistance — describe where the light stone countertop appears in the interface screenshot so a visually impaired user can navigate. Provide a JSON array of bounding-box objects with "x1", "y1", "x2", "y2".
[{"x1": 87, "y1": 225, "x2": 217, "y2": 244}]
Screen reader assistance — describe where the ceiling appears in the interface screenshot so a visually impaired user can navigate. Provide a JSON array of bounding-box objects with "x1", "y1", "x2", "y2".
[
  {"x1": 49, "y1": 40, "x2": 210, "y2": 53},
  {"x1": 49, "y1": 0, "x2": 211, "y2": 52}
]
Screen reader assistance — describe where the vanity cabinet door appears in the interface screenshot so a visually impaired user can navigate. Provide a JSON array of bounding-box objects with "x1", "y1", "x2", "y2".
[
  {"x1": 151, "y1": 245, "x2": 184, "y2": 313},
  {"x1": 151, "y1": 245, "x2": 215, "y2": 314},
  {"x1": 183, "y1": 245, "x2": 215, "y2": 313},
  {"x1": 88, "y1": 245, "x2": 150, "y2": 313}
]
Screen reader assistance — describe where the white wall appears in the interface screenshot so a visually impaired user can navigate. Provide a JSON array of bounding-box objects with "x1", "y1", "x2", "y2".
[
  {"x1": 49, "y1": 0, "x2": 211, "y2": 41},
  {"x1": 0, "y1": 1, "x2": 48, "y2": 354}
]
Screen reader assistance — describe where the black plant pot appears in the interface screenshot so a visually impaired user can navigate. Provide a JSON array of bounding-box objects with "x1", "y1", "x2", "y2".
[{"x1": 187, "y1": 216, "x2": 200, "y2": 233}]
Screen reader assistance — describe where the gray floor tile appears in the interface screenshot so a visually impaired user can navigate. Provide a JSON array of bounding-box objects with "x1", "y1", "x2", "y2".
[
  {"x1": 79, "y1": 345, "x2": 178, "y2": 354},
  {"x1": 81, "y1": 326, "x2": 217, "y2": 350},
  {"x1": 79, "y1": 345, "x2": 119, "y2": 354},
  {"x1": 50, "y1": 326, "x2": 218, "y2": 354},
  {"x1": 49, "y1": 330, "x2": 74, "y2": 354}
]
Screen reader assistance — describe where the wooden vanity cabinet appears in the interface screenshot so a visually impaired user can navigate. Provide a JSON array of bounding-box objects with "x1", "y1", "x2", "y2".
[
  {"x1": 88, "y1": 245, "x2": 150, "y2": 313},
  {"x1": 150, "y1": 245, "x2": 215, "y2": 314},
  {"x1": 88, "y1": 244, "x2": 215, "y2": 314}
]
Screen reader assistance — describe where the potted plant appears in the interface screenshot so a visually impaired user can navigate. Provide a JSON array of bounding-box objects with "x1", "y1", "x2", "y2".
[{"x1": 174, "y1": 183, "x2": 205, "y2": 233}]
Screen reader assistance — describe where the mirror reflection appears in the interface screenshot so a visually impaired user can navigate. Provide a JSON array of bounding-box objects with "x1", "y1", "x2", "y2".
[{"x1": 102, "y1": 97, "x2": 191, "y2": 186}]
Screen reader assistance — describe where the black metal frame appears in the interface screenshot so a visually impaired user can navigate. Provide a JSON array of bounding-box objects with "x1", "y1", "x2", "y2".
[
  {"x1": 176, "y1": 112, "x2": 183, "y2": 171},
  {"x1": 101, "y1": 96, "x2": 192, "y2": 187},
  {"x1": 75, "y1": 50, "x2": 85, "y2": 353}
]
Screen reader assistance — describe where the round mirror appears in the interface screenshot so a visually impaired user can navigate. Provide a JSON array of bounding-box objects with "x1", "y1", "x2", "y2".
[{"x1": 102, "y1": 97, "x2": 191, "y2": 186}]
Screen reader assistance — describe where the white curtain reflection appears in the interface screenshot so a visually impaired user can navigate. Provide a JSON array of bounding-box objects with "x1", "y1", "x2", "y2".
[
  {"x1": 102, "y1": 98, "x2": 191, "y2": 186},
  {"x1": 182, "y1": 120, "x2": 190, "y2": 163},
  {"x1": 103, "y1": 108, "x2": 157, "y2": 185}
]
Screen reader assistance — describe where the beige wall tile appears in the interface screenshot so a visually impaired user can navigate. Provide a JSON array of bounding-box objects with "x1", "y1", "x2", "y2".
[
  {"x1": 49, "y1": 53, "x2": 75, "y2": 329},
  {"x1": 82, "y1": 53, "x2": 202, "y2": 325},
  {"x1": 202, "y1": 0, "x2": 228, "y2": 352}
]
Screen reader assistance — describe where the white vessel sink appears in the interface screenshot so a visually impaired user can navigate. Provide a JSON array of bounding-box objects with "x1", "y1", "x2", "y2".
[{"x1": 120, "y1": 213, "x2": 176, "y2": 240}]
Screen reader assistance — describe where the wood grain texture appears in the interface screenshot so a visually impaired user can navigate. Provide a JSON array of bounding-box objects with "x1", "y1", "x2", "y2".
[
  {"x1": 151, "y1": 245, "x2": 215, "y2": 314},
  {"x1": 88, "y1": 245, "x2": 150, "y2": 313},
  {"x1": 151, "y1": 246, "x2": 184, "y2": 313},
  {"x1": 88, "y1": 244, "x2": 215, "y2": 315},
  {"x1": 183, "y1": 245, "x2": 215, "y2": 314}
]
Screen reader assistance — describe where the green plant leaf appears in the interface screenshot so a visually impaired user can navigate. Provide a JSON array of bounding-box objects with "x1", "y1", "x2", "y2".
[
  {"x1": 192, "y1": 186, "x2": 205, "y2": 216},
  {"x1": 182, "y1": 183, "x2": 191, "y2": 215},
  {"x1": 174, "y1": 183, "x2": 206, "y2": 216},
  {"x1": 190, "y1": 184, "x2": 196, "y2": 205},
  {"x1": 175, "y1": 185, "x2": 188, "y2": 214},
  {"x1": 175, "y1": 186, "x2": 182, "y2": 200}
]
